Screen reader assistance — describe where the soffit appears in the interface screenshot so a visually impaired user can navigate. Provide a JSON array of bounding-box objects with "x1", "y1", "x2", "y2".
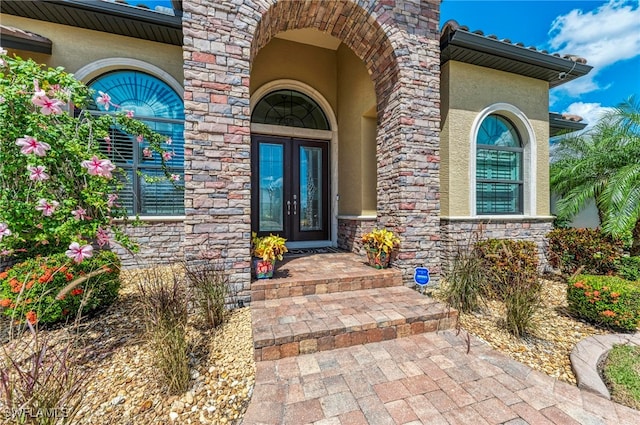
[
  {"x1": 0, "y1": 0, "x2": 182, "y2": 46},
  {"x1": 275, "y1": 28, "x2": 342, "y2": 51},
  {"x1": 440, "y1": 20, "x2": 593, "y2": 88}
]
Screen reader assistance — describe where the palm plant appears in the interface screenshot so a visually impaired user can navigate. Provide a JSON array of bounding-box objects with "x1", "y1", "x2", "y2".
[{"x1": 551, "y1": 96, "x2": 640, "y2": 254}]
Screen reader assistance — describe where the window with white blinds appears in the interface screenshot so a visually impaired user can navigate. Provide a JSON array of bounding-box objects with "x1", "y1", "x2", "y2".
[
  {"x1": 88, "y1": 71, "x2": 184, "y2": 216},
  {"x1": 476, "y1": 115, "x2": 523, "y2": 214}
]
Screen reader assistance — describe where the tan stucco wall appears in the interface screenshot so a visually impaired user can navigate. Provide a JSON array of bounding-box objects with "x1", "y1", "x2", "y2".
[
  {"x1": 250, "y1": 38, "x2": 337, "y2": 112},
  {"x1": 440, "y1": 60, "x2": 550, "y2": 217},
  {"x1": 336, "y1": 44, "x2": 377, "y2": 215},
  {"x1": 1, "y1": 15, "x2": 183, "y2": 85},
  {"x1": 250, "y1": 37, "x2": 376, "y2": 217}
]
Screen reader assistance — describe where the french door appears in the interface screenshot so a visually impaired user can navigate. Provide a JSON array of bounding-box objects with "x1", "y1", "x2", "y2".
[{"x1": 251, "y1": 135, "x2": 329, "y2": 241}]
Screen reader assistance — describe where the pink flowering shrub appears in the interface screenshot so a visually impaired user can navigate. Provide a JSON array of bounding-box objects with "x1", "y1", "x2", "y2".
[
  {"x1": 0, "y1": 250, "x2": 120, "y2": 325},
  {"x1": 0, "y1": 51, "x2": 179, "y2": 262}
]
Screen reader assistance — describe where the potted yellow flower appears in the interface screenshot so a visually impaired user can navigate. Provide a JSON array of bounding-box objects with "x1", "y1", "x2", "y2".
[
  {"x1": 361, "y1": 228, "x2": 400, "y2": 269},
  {"x1": 251, "y1": 232, "x2": 288, "y2": 279}
]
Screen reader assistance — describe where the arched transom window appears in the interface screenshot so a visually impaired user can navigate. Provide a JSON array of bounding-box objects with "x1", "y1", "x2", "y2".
[
  {"x1": 89, "y1": 70, "x2": 184, "y2": 216},
  {"x1": 251, "y1": 89, "x2": 330, "y2": 130},
  {"x1": 476, "y1": 114, "x2": 523, "y2": 214}
]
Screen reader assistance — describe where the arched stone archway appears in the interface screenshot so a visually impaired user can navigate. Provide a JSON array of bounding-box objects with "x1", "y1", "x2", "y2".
[{"x1": 182, "y1": 0, "x2": 441, "y2": 300}]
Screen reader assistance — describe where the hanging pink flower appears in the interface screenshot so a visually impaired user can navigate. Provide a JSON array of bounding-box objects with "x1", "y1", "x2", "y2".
[
  {"x1": 65, "y1": 242, "x2": 93, "y2": 263},
  {"x1": 96, "y1": 91, "x2": 112, "y2": 110},
  {"x1": 96, "y1": 227, "x2": 110, "y2": 247},
  {"x1": 165, "y1": 137, "x2": 172, "y2": 145},
  {"x1": 31, "y1": 79, "x2": 45, "y2": 99},
  {"x1": 71, "y1": 207, "x2": 88, "y2": 221},
  {"x1": 35, "y1": 198, "x2": 59, "y2": 217},
  {"x1": 107, "y1": 194, "x2": 118, "y2": 207},
  {"x1": 16, "y1": 136, "x2": 51, "y2": 156},
  {"x1": 136, "y1": 135, "x2": 144, "y2": 143},
  {"x1": 27, "y1": 165, "x2": 49, "y2": 181},
  {"x1": 126, "y1": 110, "x2": 135, "y2": 118},
  {"x1": 104, "y1": 135, "x2": 111, "y2": 143},
  {"x1": 81, "y1": 155, "x2": 115, "y2": 178},
  {"x1": 0, "y1": 223, "x2": 11, "y2": 241},
  {"x1": 142, "y1": 148, "x2": 153, "y2": 159},
  {"x1": 170, "y1": 174, "x2": 180, "y2": 181},
  {"x1": 162, "y1": 151, "x2": 173, "y2": 161},
  {"x1": 32, "y1": 95, "x2": 64, "y2": 115}
]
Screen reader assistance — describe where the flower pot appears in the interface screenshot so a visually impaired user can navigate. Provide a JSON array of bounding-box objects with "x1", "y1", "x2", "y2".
[
  {"x1": 254, "y1": 258, "x2": 275, "y2": 279},
  {"x1": 366, "y1": 249, "x2": 391, "y2": 269}
]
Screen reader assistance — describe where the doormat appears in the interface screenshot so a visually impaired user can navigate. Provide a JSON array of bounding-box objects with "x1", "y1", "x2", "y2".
[{"x1": 285, "y1": 246, "x2": 347, "y2": 257}]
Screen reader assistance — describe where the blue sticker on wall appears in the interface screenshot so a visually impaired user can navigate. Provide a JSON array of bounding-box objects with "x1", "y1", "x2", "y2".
[{"x1": 414, "y1": 267, "x2": 430, "y2": 286}]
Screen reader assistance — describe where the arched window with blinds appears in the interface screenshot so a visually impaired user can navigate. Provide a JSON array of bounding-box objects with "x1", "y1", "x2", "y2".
[
  {"x1": 88, "y1": 71, "x2": 184, "y2": 216},
  {"x1": 476, "y1": 114, "x2": 523, "y2": 214}
]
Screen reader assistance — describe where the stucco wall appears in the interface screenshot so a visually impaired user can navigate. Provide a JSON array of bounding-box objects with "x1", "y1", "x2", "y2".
[
  {"x1": 440, "y1": 60, "x2": 550, "y2": 217},
  {"x1": 336, "y1": 44, "x2": 377, "y2": 216},
  {"x1": 250, "y1": 38, "x2": 337, "y2": 112},
  {"x1": 1, "y1": 15, "x2": 183, "y2": 84}
]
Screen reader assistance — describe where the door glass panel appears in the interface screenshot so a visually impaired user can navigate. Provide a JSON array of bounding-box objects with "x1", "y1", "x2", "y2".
[
  {"x1": 299, "y1": 146, "x2": 323, "y2": 232},
  {"x1": 259, "y1": 143, "x2": 284, "y2": 232}
]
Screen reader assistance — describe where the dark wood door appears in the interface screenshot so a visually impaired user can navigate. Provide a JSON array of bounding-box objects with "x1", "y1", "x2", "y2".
[{"x1": 251, "y1": 135, "x2": 329, "y2": 241}]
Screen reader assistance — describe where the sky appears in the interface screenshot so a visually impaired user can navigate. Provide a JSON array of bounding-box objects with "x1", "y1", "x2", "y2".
[
  {"x1": 131, "y1": 0, "x2": 640, "y2": 127},
  {"x1": 441, "y1": 0, "x2": 640, "y2": 127}
]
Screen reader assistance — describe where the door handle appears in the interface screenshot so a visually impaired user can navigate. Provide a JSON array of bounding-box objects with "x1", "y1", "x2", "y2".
[
  {"x1": 293, "y1": 195, "x2": 297, "y2": 215},
  {"x1": 287, "y1": 200, "x2": 291, "y2": 216}
]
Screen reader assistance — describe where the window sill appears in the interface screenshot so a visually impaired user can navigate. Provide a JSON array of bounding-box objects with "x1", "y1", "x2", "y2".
[
  {"x1": 115, "y1": 215, "x2": 186, "y2": 223},
  {"x1": 441, "y1": 215, "x2": 555, "y2": 222}
]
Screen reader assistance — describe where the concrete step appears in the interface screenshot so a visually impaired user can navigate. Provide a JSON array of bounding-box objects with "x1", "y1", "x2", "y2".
[
  {"x1": 251, "y1": 286, "x2": 458, "y2": 361},
  {"x1": 251, "y1": 253, "x2": 402, "y2": 301}
]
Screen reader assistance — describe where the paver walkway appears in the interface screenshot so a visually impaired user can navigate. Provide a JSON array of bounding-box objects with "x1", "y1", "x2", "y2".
[
  {"x1": 244, "y1": 253, "x2": 639, "y2": 424},
  {"x1": 243, "y1": 329, "x2": 640, "y2": 424}
]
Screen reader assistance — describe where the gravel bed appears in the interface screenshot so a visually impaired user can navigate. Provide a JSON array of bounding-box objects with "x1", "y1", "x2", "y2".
[
  {"x1": 436, "y1": 278, "x2": 608, "y2": 384},
  {"x1": 1, "y1": 267, "x2": 256, "y2": 425}
]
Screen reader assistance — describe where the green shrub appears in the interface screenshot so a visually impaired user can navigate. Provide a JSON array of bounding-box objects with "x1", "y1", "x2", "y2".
[
  {"x1": 474, "y1": 239, "x2": 539, "y2": 299},
  {"x1": 0, "y1": 250, "x2": 120, "y2": 324},
  {"x1": 442, "y1": 250, "x2": 485, "y2": 313},
  {"x1": 568, "y1": 275, "x2": 640, "y2": 332},
  {"x1": 616, "y1": 256, "x2": 640, "y2": 281},
  {"x1": 547, "y1": 228, "x2": 623, "y2": 275}
]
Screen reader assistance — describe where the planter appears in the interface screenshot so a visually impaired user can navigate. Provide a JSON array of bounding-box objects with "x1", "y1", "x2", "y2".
[
  {"x1": 366, "y1": 249, "x2": 391, "y2": 269},
  {"x1": 254, "y1": 258, "x2": 275, "y2": 279}
]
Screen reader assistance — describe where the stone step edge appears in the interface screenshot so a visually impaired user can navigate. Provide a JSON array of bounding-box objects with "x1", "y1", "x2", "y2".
[
  {"x1": 253, "y1": 313, "x2": 458, "y2": 362},
  {"x1": 251, "y1": 273, "x2": 403, "y2": 301}
]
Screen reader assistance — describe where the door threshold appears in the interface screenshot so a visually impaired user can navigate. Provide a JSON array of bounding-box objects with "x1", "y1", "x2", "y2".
[{"x1": 286, "y1": 240, "x2": 334, "y2": 249}]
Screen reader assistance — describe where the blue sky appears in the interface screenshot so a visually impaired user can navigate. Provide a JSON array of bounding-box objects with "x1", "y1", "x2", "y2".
[{"x1": 442, "y1": 0, "x2": 640, "y2": 126}]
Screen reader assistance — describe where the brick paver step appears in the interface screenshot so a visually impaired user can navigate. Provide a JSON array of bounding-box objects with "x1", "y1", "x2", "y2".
[
  {"x1": 251, "y1": 286, "x2": 458, "y2": 361},
  {"x1": 251, "y1": 253, "x2": 402, "y2": 301}
]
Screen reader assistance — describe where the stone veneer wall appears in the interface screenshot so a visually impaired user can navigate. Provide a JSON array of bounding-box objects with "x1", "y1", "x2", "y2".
[
  {"x1": 337, "y1": 218, "x2": 377, "y2": 254},
  {"x1": 182, "y1": 0, "x2": 441, "y2": 289},
  {"x1": 440, "y1": 218, "x2": 554, "y2": 274},
  {"x1": 111, "y1": 221, "x2": 185, "y2": 269}
]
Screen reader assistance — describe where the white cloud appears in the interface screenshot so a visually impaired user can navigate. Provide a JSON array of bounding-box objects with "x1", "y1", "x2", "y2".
[
  {"x1": 548, "y1": 0, "x2": 640, "y2": 96},
  {"x1": 563, "y1": 101, "x2": 613, "y2": 128}
]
